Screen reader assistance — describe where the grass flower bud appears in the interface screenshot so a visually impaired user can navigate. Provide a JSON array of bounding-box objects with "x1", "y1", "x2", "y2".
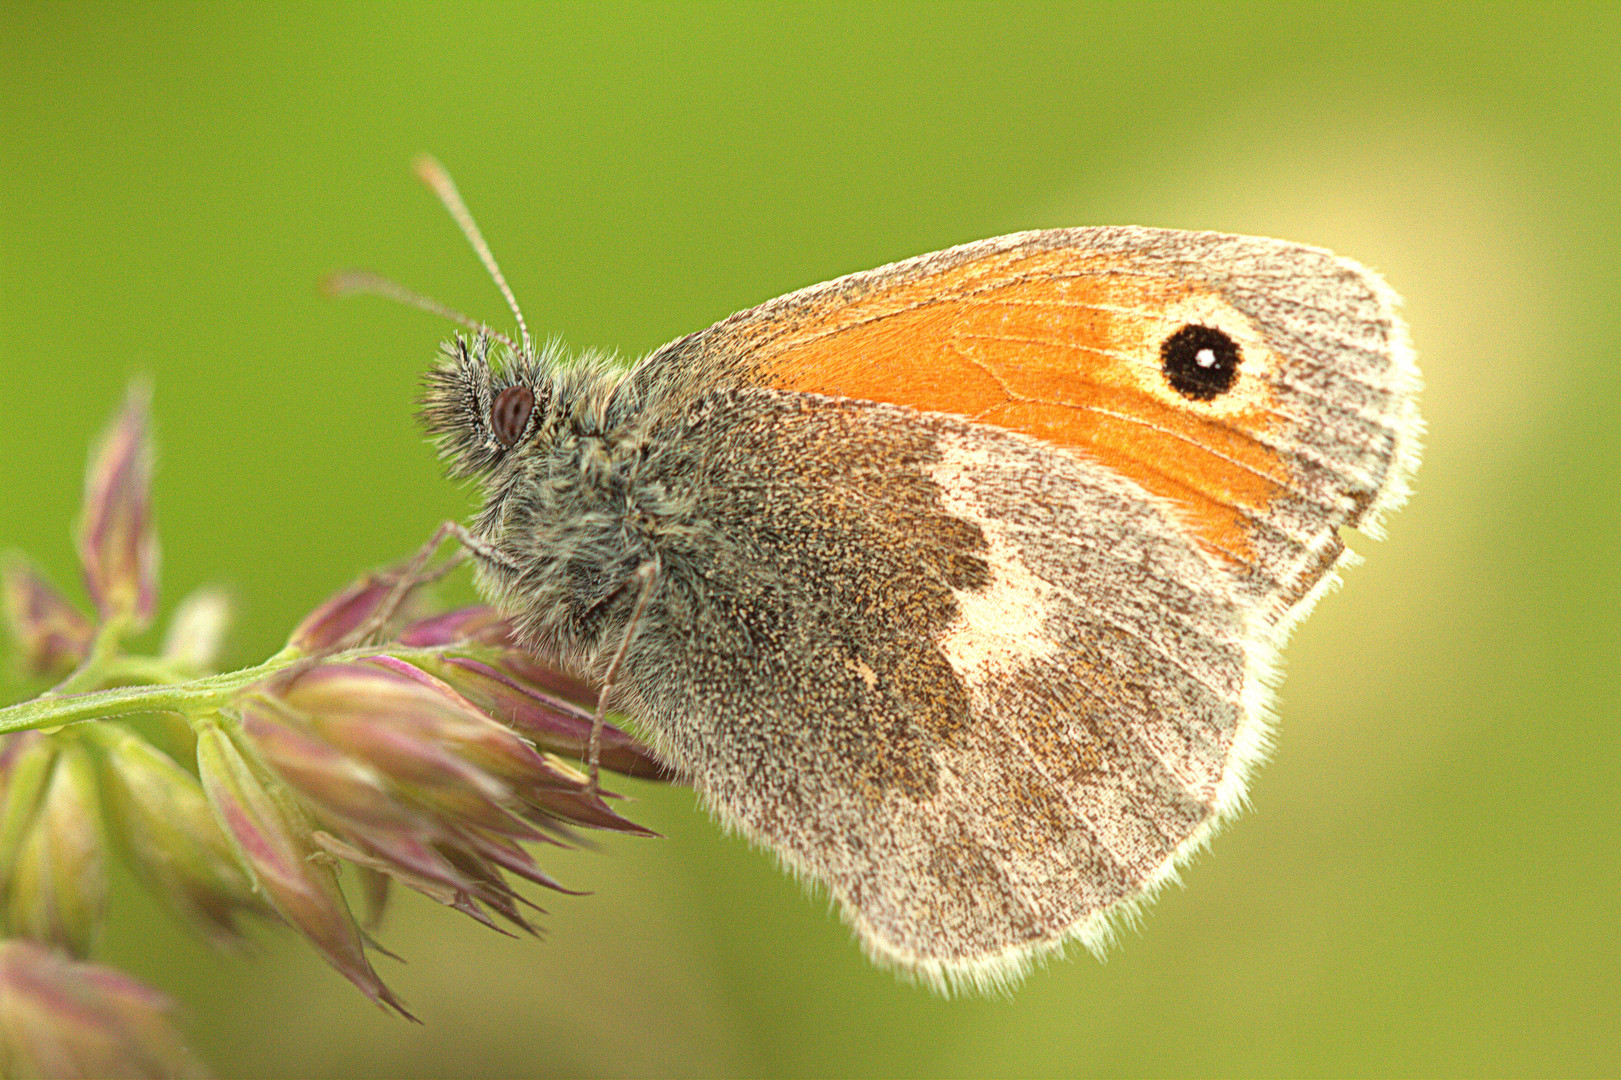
[
  {"x1": 394, "y1": 604, "x2": 514, "y2": 648},
  {"x1": 422, "y1": 651, "x2": 671, "y2": 780},
  {"x1": 160, "y1": 586, "x2": 233, "y2": 675},
  {"x1": 0, "y1": 939, "x2": 206, "y2": 1079},
  {"x1": 3, "y1": 744, "x2": 107, "y2": 957},
  {"x1": 285, "y1": 570, "x2": 409, "y2": 652},
  {"x1": 195, "y1": 721, "x2": 411, "y2": 1019},
  {"x1": 0, "y1": 559, "x2": 94, "y2": 680},
  {"x1": 76, "y1": 382, "x2": 158, "y2": 631},
  {"x1": 95, "y1": 725, "x2": 268, "y2": 950},
  {"x1": 0, "y1": 735, "x2": 56, "y2": 893}
]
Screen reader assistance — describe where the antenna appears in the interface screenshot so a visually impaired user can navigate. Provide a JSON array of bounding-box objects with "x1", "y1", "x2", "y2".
[
  {"x1": 321, "y1": 270, "x2": 519, "y2": 353},
  {"x1": 412, "y1": 155, "x2": 534, "y2": 358}
]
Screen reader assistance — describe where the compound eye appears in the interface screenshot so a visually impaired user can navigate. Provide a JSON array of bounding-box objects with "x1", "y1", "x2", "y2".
[{"x1": 490, "y1": 385, "x2": 535, "y2": 448}]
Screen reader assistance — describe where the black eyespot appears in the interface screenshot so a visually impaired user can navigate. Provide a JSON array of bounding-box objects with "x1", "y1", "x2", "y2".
[
  {"x1": 1160, "y1": 323, "x2": 1242, "y2": 401},
  {"x1": 491, "y1": 385, "x2": 535, "y2": 448}
]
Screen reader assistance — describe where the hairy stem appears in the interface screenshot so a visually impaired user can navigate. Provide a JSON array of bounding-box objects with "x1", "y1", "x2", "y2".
[{"x1": 0, "y1": 644, "x2": 446, "y2": 736}]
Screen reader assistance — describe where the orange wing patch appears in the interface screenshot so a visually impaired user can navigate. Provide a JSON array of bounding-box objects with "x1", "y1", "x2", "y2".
[{"x1": 755, "y1": 247, "x2": 1289, "y2": 564}]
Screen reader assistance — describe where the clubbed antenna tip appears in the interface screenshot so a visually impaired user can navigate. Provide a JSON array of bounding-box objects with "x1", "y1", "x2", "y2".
[{"x1": 412, "y1": 155, "x2": 534, "y2": 358}]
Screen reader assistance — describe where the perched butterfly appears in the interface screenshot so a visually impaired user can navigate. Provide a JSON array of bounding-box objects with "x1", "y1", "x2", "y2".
[{"x1": 338, "y1": 158, "x2": 1421, "y2": 993}]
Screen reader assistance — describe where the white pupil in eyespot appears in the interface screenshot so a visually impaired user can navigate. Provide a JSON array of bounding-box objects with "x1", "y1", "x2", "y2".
[{"x1": 1196, "y1": 347, "x2": 1217, "y2": 368}]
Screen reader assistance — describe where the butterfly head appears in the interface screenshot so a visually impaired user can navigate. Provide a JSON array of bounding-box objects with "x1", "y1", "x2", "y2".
[{"x1": 418, "y1": 332, "x2": 553, "y2": 481}]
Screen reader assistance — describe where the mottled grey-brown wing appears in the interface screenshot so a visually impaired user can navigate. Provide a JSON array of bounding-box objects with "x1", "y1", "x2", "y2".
[{"x1": 616, "y1": 389, "x2": 1266, "y2": 991}]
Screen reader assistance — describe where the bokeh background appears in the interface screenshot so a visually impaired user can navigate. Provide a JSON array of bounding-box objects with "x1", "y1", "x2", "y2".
[{"x1": 3, "y1": 4, "x2": 1617, "y2": 1076}]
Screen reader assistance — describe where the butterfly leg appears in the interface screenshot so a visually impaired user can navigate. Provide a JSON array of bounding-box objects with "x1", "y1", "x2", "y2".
[
  {"x1": 586, "y1": 558, "x2": 659, "y2": 792},
  {"x1": 327, "y1": 519, "x2": 521, "y2": 654}
]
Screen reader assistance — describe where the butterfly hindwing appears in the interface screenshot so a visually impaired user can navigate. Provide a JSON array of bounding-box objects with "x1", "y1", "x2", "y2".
[{"x1": 614, "y1": 388, "x2": 1269, "y2": 988}]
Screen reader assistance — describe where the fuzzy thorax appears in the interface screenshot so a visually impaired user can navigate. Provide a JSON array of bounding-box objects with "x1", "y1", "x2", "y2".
[{"x1": 419, "y1": 333, "x2": 673, "y2": 675}]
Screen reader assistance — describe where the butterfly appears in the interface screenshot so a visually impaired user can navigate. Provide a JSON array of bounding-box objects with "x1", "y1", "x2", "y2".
[{"x1": 343, "y1": 158, "x2": 1421, "y2": 993}]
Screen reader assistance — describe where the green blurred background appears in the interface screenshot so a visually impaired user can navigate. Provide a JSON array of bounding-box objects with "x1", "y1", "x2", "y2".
[{"x1": 3, "y1": 3, "x2": 1617, "y2": 1076}]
